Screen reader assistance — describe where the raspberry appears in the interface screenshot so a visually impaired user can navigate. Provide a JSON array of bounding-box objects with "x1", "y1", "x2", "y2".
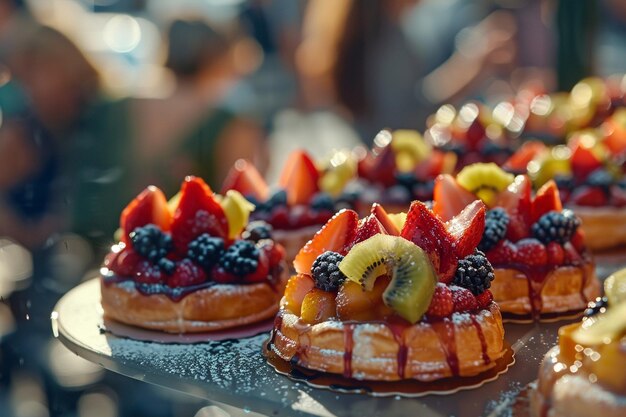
[
  {"x1": 515, "y1": 238, "x2": 548, "y2": 266},
  {"x1": 531, "y1": 210, "x2": 580, "y2": 244},
  {"x1": 311, "y1": 251, "x2": 346, "y2": 292},
  {"x1": 256, "y1": 239, "x2": 285, "y2": 266},
  {"x1": 546, "y1": 242, "x2": 565, "y2": 266},
  {"x1": 426, "y1": 283, "x2": 454, "y2": 318},
  {"x1": 476, "y1": 290, "x2": 493, "y2": 309},
  {"x1": 241, "y1": 221, "x2": 273, "y2": 242},
  {"x1": 451, "y1": 286, "x2": 478, "y2": 312},
  {"x1": 478, "y1": 208, "x2": 509, "y2": 252},
  {"x1": 109, "y1": 248, "x2": 142, "y2": 276},
  {"x1": 167, "y1": 259, "x2": 207, "y2": 287},
  {"x1": 187, "y1": 234, "x2": 225, "y2": 269},
  {"x1": 486, "y1": 239, "x2": 517, "y2": 266},
  {"x1": 130, "y1": 224, "x2": 173, "y2": 262},
  {"x1": 135, "y1": 260, "x2": 164, "y2": 284},
  {"x1": 219, "y1": 240, "x2": 259, "y2": 276}
]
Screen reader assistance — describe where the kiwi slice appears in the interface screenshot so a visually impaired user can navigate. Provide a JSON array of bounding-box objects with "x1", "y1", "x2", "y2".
[
  {"x1": 457, "y1": 163, "x2": 515, "y2": 207},
  {"x1": 528, "y1": 146, "x2": 572, "y2": 188},
  {"x1": 339, "y1": 235, "x2": 437, "y2": 323}
]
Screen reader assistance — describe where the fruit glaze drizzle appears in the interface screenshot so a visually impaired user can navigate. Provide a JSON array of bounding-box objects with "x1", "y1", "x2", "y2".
[{"x1": 270, "y1": 199, "x2": 505, "y2": 382}]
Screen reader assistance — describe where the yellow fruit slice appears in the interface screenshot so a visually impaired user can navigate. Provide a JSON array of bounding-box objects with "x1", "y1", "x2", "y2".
[
  {"x1": 605, "y1": 268, "x2": 626, "y2": 306},
  {"x1": 218, "y1": 190, "x2": 255, "y2": 239},
  {"x1": 571, "y1": 302, "x2": 626, "y2": 346}
]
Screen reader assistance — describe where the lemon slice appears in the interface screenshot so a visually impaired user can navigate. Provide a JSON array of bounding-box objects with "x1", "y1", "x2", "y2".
[
  {"x1": 572, "y1": 302, "x2": 626, "y2": 346},
  {"x1": 605, "y1": 268, "x2": 626, "y2": 306}
]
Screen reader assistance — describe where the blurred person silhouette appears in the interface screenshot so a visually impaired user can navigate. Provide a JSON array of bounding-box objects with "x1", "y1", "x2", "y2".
[
  {"x1": 68, "y1": 17, "x2": 266, "y2": 251},
  {"x1": 0, "y1": 19, "x2": 100, "y2": 249},
  {"x1": 297, "y1": 0, "x2": 517, "y2": 143}
]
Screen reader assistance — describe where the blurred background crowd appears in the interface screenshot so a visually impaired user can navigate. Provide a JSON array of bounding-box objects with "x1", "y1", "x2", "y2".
[{"x1": 0, "y1": 0, "x2": 624, "y2": 416}]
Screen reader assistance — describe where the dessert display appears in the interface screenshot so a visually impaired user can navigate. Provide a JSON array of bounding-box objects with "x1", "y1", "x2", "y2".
[
  {"x1": 424, "y1": 102, "x2": 517, "y2": 171},
  {"x1": 432, "y1": 163, "x2": 601, "y2": 320},
  {"x1": 222, "y1": 152, "x2": 356, "y2": 261},
  {"x1": 269, "y1": 198, "x2": 508, "y2": 382},
  {"x1": 100, "y1": 176, "x2": 289, "y2": 333},
  {"x1": 354, "y1": 129, "x2": 457, "y2": 213},
  {"x1": 509, "y1": 110, "x2": 626, "y2": 251},
  {"x1": 531, "y1": 270, "x2": 626, "y2": 417}
]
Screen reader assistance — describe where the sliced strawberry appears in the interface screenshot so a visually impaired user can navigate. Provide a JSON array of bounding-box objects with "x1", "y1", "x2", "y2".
[
  {"x1": 486, "y1": 239, "x2": 517, "y2": 266},
  {"x1": 348, "y1": 214, "x2": 388, "y2": 249},
  {"x1": 531, "y1": 180, "x2": 563, "y2": 224},
  {"x1": 170, "y1": 176, "x2": 229, "y2": 253},
  {"x1": 361, "y1": 144, "x2": 397, "y2": 186},
  {"x1": 570, "y1": 140, "x2": 602, "y2": 180},
  {"x1": 503, "y1": 141, "x2": 547, "y2": 172},
  {"x1": 546, "y1": 242, "x2": 565, "y2": 266},
  {"x1": 293, "y1": 209, "x2": 359, "y2": 274},
  {"x1": 414, "y1": 150, "x2": 456, "y2": 180},
  {"x1": 167, "y1": 259, "x2": 207, "y2": 287},
  {"x1": 109, "y1": 247, "x2": 142, "y2": 276},
  {"x1": 451, "y1": 285, "x2": 478, "y2": 312},
  {"x1": 401, "y1": 201, "x2": 456, "y2": 282},
  {"x1": 221, "y1": 159, "x2": 269, "y2": 202},
  {"x1": 496, "y1": 175, "x2": 532, "y2": 241},
  {"x1": 135, "y1": 260, "x2": 164, "y2": 284},
  {"x1": 570, "y1": 186, "x2": 608, "y2": 207},
  {"x1": 445, "y1": 199, "x2": 486, "y2": 259},
  {"x1": 243, "y1": 250, "x2": 270, "y2": 283},
  {"x1": 370, "y1": 203, "x2": 400, "y2": 235},
  {"x1": 278, "y1": 150, "x2": 320, "y2": 205},
  {"x1": 432, "y1": 174, "x2": 476, "y2": 221},
  {"x1": 120, "y1": 186, "x2": 172, "y2": 243},
  {"x1": 515, "y1": 238, "x2": 548, "y2": 266},
  {"x1": 426, "y1": 283, "x2": 454, "y2": 318}
]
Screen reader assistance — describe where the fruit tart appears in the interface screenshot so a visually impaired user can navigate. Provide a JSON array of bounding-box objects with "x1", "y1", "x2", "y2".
[
  {"x1": 222, "y1": 152, "x2": 356, "y2": 262},
  {"x1": 511, "y1": 114, "x2": 626, "y2": 251},
  {"x1": 432, "y1": 163, "x2": 601, "y2": 320},
  {"x1": 354, "y1": 129, "x2": 456, "y2": 214},
  {"x1": 101, "y1": 176, "x2": 288, "y2": 333},
  {"x1": 531, "y1": 270, "x2": 626, "y2": 417},
  {"x1": 269, "y1": 199, "x2": 508, "y2": 382}
]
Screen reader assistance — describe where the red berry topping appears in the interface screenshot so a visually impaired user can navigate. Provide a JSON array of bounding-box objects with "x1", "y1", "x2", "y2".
[
  {"x1": 451, "y1": 286, "x2": 478, "y2": 312},
  {"x1": 257, "y1": 239, "x2": 285, "y2": 267},
  {"x1": 486, "y1": 239, "x2": 517, "y2": 266},
  {"x1": 426, "y1": 283, "x2": 454, "y2": 318},
  {"x1": 546, "y1": 242, "x2": 565, "y2": 266},
  {"x1": 269, "y1": 205, "x2": 290, "y2": 229},
  {"x1": 570, "y1": 186, "x2": 608, "y2": 207},
  {"x1": 432, "y1": 174, "x2": 476, "y2": 222},
  {"x1": 563, "y1": 242, "x2": 582, "y2": 264},
  {"x1": 167, "y1": 259, "x2": 207, "y2": 287},
  {"x1": 348, "y1": 213, "x2": 388, "y2": 249},
  {"x1": 515, "y1": 238, "x2": 548, "y2": 266},
  {"x1": 221, "y1": 159, "x2": 269, "y2": 202},
  {"x1": 211, "y1": 266, "x2": 237, "y2": 284},
  {"x1": 531, "y1": 180, "x2": 563, "y2": 224},
  {"x1": 278, "y1": 150, "x2": 320, "y2": 206},
  {"x1": 446, "y1": 200, "x2": 486, "y2": 260},
  {"x1": 571, "y1": 228, "x2": 586, "y2": 252},
  {"x1": 120, "y1": 186, "x2": 172, "y2": 243},
  {"x1": 370, "y1": 203, "x2": 401, "y2": 236},
  {"x1": 242, "y1": 250, "x2": 270, "y2": 283},
  {"x1": 135, "y1": 260, "x2": 164, "y2": 284},
  {"x1": 109, "y1": 248, "x2": 142, "y2": 276},
  {"x1": 497, "y1": 175, "x2": 532, "y2": 241},
  {"x1": 475, "y1": 290, "x2": 493, "y2": 309},
  {"x1": 170, "y1": 176, "x2": 229, "y2": 253}
]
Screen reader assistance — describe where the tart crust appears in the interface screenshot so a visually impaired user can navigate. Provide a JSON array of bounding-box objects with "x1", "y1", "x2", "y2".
[
  {"x1": 571, "y1": 205, "x2": 626, "y2": 251},
  {"x1": 530, "y1": 347, "x2": 626, "y2": 417},
  {"x1": 270, "y1": 303, "x2": 506, "y2": 381},
  {"x1": 490, "y1": 262, "x2": 600, "y2": 316},
  {"x1": 101, "y1": 267, "x2": 288, "y2": 333}
]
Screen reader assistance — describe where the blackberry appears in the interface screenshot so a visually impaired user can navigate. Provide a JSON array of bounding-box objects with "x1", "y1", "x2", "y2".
[
  {"x1": 256, "y1": 189, "x2": 287, "y2": 213},
  {"x1": 586, "y1": 169, "x2": 614, "y2": 192},
  {"x1": 157, "y1": 258, "x2": 176, "y2": 275},
  {"x1": 453, "y1": 251, "x2": 495, "y2": 295},
  {"x1": 310, "y1": 192, "x2": 335, "y2": 212},
  {"x1": 411, "y1": 180, "x2": 434, "y2": 200},
  {"x1": 481, "y1": 141, "x2": 513, "y2": 156},
  {"x1": 188, "y1": 234, "x2": 225, "y2": 269},
  {"x1": 242, "y1": 221, "x2": 273, "y2": 242},
  {"x1": 311, "y1": 251, "x2": 346, "y2": 291},
  {"x1": 440, "y1": 141, "x2": 466, "y2": 155},
  {"x1": 395, "y1": 172, "x2": 418, "y2": 190},
  {"x1": 478, "y1": 208, "x2": 509, "y2": 252},
  {"x1": 130, "y1": 224, "x2": 172, "y2": 262},
  {"x1": 531, "y1": 209, "x2": 580, "y2": 244},
  {"x1": 219, "y1": 240, "x2": 259, "y2": 276},
  {"x1": 584, "y1": 296, "x2": 609, "y2": 318}
]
